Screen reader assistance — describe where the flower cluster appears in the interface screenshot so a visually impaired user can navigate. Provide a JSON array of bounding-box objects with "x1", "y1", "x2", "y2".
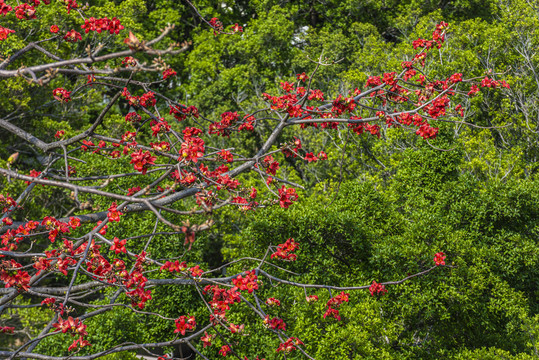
[
  {"x1": 52, "y1": 316, "x2": 90, "y2": 352},
  {"x1": 53, "y1": 88, "x2": 71, "y2": 102},
  {"x1": 180, "y1": 127, "x2": 205, "y2": 163},
  {"x1": 0, "y1": 0, "x2": 12, "y2": 16},
  {"x1": 209, "y1": 17, "x2": 223, "y2": 35},
  {"x1": 169, "y1": 104, "x2": 199, "y2": 121},
  {"x1": 434, "y1": 252, "x2": 446, "y2": 266},
  {"x1": 271, "y1": 238, "x2": 298, "y2": 261},
  {"x1": 162, "y1": 68, "x2": 177, "y2": 80},
  {"x1": 232, "y1": 270, "x2": 258, "y2": 293},
  {"x1": 0, "y1": 26, "x2": 15, "y2": 41},
  {"x1": 130, "y1": 150, "x2": 156, "y2": 175},
  {"x1": 264, "y1": 315, "x2": 286, "y2": 331},
  {"x1": 122, "y1": 88, "x2": 156, "y2": 108},
  {"x1": 261, "y1": 155, "x2": 279, "y2": 176},
  {"x1": 265, "y1": 297, "x2": 281, "y2": 306},
  {"x1": 209, "y1": 111, "x2": 239, "y2": 136},
  {"x1": 369, "y1": 281, "x2": 387, "y2": 296},
  {"x1": 203, "y1": 284, "x2": 241, "y2": 322},
  {"x1": 63, "y1": 29, "x2": 82, "y2": 43},
  {"x1": 14, "y1": 3, "x2": 36, "y2": 20},
  {"x1": 174, "y1": 315, "x2": 196, "y2": 335},
  {"x1": 81, "y1": 17, "x2": 124, "y2": 34},
  {"x1": 276, "y1": 337, "x2": 303, "y2": 353},
  {"x1": 0, "y1": 326, "x2": 15, "y2": 333},
  {"x1": 41, "y1": 215, "x2": 79, "y2": 243},
  {"x1": 323, "y1": 291, "x2": 349, "y2": 321},
  {"x1": 278, "y1": 186, "x2": 298, "y2": 209}
]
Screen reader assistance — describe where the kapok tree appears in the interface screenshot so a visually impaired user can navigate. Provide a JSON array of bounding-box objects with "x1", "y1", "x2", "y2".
[{"x1": 0, "y1": 1, "x2": 510, "y2": 359}]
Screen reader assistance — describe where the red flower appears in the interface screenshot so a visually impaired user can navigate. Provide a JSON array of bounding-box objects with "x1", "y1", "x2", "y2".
[
  {"x1": 296, "y1": 72, "x2": 309, "y2": 82},
  {"x1": 122, "y1": 56, "x2": 137, "y2": 67},
  {"x1": 265, "y1": 297, "x2": 281, "y2": 306},
  {"x1": 278, "y1": 186, "x2": 298, "y2": 209},
  {"x1": 52, "y1": 88, "x2": 71, "y2": 102},
  {"x1": 276, "y1": 337, "x2": 303, "y2": 353},
  {"x1": 14, "y1": 4, "x2": 36, "y2": 20},
  {"x1": 416, "y1": 124, "x2": 438, "y2": 140},
  {"x1": 174, "y1": 315, "x2": 196, "y2": 335},
  {"x1": 369, "y1": 281, "x2": 387, "y2": 296},
  {"x1": 180, "y1": 136, "x2": 205, "y2": 163},
  {"x1": 434, "y1": 252, "x2": 446, "y2": 266},
  {"x1": 162, "y1": 68, "x2": 177, "y2": 80},
  {"x1": 189, "y1": 265, "x2": 203, "y2": 277},
  {"x1": 304, "y1": 152, "x2": 318, "y2": 163},
  {"x1": 130, "y1": 150, "x2": 156, "y2": 175},
  {"x1": 50, "y1": 25, "x2": 59, "y2": 33},
  {"x1": 110, "y1": 237, "x2": 127, "y2": 254},
  {"x1": 280, "y1": 81, "x2": 294, "y2": 92},
  {"x1": 308, "y1": 89, "x2": 324, "y2": 101},
  {"x1": 209, "y1": 17, "x2": 223, "y2": 35},
  {"x1": 448, "y1": 72, "x2": 463, "y2": 83},
  {"x1": 0, "y1": 0, "x2": 12, "y2": 16},
  {"x1": 64, "y1": 0, "x2": 78, "y2": 14},
  {"x1": 81, "y1": 17, "x2": 124, "y2": 34},
  {"x1": 230, "y1": 23, "x2": 243, "y2": 33},
  {"x1": 262, "y1": 155, "x2": 279, "y2": 175},
  {"x1": 0, "y1": 326, "x2": 15, "y2": 333},
  {"x1": 219, "y1": 345, "x2": 231, "y2": 356},
  {"x1": 200, "y1": 331, "x2": 214, "y2": 347},
  {"x1": 232, "y1": 270, "x2": 258, "y2": 293},
  {"x1": 52, "y1": 316, "x2": 87, "y2": 336},
  {"x1": 63, "y1": 29, "x2": 82, "y2": 43},
  {"x1": 271, "y1": 238, "x2": 298, "y2": 261},
  {"x1": 306, "y1": 295, "x2": 318, "y2": 303},
  {"x1": 264, "y1": 315, "x2": 286, "y2": 330},
  {"x1": 68, "y1": 217, "x2": 80, "y2": 229},
  {"x1": 467, "y1": 84, "x2": 480, "y2": 97},
  {"x1": 0, "y1": 26, "x2": 14, "y2": 41},
  {"x1": 107, "y1": 202, "x2": 123, "y2": 222}
]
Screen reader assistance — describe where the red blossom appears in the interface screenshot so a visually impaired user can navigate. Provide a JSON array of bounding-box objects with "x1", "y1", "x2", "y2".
[
  {"x1": 174, "y1": 315, "x2": 196, "y2": 335},
  {"x1": 271, "y1": 238, "x2": 298, "y2": 261},
  {"x1": 110, "y1": 237, "x2": 127, "y2": 254},
  {"x1": 81, "y1": 17, "x2": 124, "y2": 34},
  {"x1": 63, "y1": 29, "x2": 82, "y2": 43},
  {"x1": 53, "y1": 88, "x2": 71, "y2": 102},
  {"x1": 434, "y1": 252, "x2": 446, "y2": 266},
  {"x1": 0, "y1": 26, "x2": 15, "y2": 41},
  {"x1": 15, "y1": 4, "x2": 36, "y2": 20},
  {"x1": 130, "y1": 150, "x2": 156, "y2": 175},
  {"x1": 277, "y1": 337, "x2": 303, "y2": 353},
  {"x1": 232, "y1": 270, "x2": 258, "y2": 293},
  {"x1": 265, "y1": 297, "x2": 281, "y2": 306},
  {"x1": 264, "y1": 315, "x2": 286, "y2": 330},
  {"x1": 219, "y1": 345, "x2": 231, "y2": 356},
  {"x1": 0, "y1": 0, "x2": 12, "y2": 16},
  {"x1": 369, "y1": 281, "x2": 387, "y2": 296},
  {"x1": 209, "y1": 17, "x2": 224, "y2": 35},
  {"x1": 0, "y1": 326, "x2": 15, "y2": 333},
  {"x1": 230, "y1": 23, "x2": 243, "y2": 33},
  {"x1": 162, "y1": 68, "x2": 177, "y2": 80},
  {"x1": 278, "y1": 186, "x2": 298, "y2": 209},
  {"x1": 200, "y1": 331, "x2": 214, "y2": 347}
]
